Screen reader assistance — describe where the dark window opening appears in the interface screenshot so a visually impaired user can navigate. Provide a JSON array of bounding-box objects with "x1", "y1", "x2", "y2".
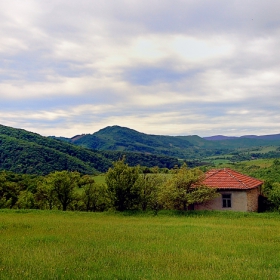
[{"x1": 222, "y1": 194, "x2": 231, "y2": 208}]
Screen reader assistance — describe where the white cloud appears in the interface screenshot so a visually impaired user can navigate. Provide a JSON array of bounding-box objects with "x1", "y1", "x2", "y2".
[{"x1": 0, "y1": 0, "x2": 280, "y2": 137}]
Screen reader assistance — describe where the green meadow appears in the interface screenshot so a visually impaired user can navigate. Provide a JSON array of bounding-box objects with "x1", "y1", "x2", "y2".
[
  {"x1": 224, "y1": 158, "x2": 275, "y2": 169},
  {"x1": 0, "y1": 210, "x2": 280, "y2": 280}
]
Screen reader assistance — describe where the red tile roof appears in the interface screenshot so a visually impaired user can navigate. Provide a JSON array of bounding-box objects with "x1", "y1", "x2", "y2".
[{"x1": 202, "y1": 168, "x2": 263, "y2": 190}]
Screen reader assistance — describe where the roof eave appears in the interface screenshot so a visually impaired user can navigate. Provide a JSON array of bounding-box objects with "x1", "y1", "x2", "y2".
[{"x1": 215, "y1": 184, "x2": 262, "y2": 191}]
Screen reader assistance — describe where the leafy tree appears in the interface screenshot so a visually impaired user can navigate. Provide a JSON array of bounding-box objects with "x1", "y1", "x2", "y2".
[
  {"x1": 35, "y1": 179, "x2": 57, "y2": 210},
  {"x1": 263, "y1": 182, "x2": 280, "y2": 211},
  {"x1": 159, "y1": 164, "x2": 218, "y2": 210},
  {"x1": 0, "y1": 174, "x2": 10, "y2": 208},
  {"x1": 47, "y1": 171, "x2": 80, "y2": 211},
  {"x1": 137, "y1": 173, "x2": 166, "y2": 211},
  {"x1": 267, "y1": 183, "x2": 280, "y2": 211},
  {"x1": 0, "y1": 172, "x2": 38, "y2": 208},
  {"x1": 15, "y1": 190, "x2": 35, "y2": 209},
  {"x1": 80, "y1": 175, "x2": 110, "y2": 211},
  {"x1": 106, "y1": 159, "x2": 141, "y2": 211},
  {"x1": 0, "y1": 173, "x2": 21, "y2": 208}
]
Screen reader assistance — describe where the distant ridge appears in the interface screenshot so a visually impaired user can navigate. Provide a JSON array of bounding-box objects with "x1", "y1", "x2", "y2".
[
  {"x1": 70, "y1": 127, "x2": 280, "y2": 142},
  {"x1": 203, "y1": 135, "x2": 238, "y2": 141},
  {"x1": 204, "y1": 134, "x2": 280, "y2": 141},
  {"x1": 54, "y1": 125, "x2": 280, "y2": 160},
  {"x1": 0, "y1": 124, "x2": 182, "y2": 174},
  {"x1": 240, "y1": 134, "x2": 280, "y2": 140},
  {"x1": 2, "y1": 123, "x2": 280, "y2": 175},
  {"x1": 1, "y1": 123, "x2": 280, "y2": 175}
]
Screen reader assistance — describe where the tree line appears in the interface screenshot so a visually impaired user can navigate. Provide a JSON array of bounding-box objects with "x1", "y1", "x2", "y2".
[
  {"x1": 1, "y1": 159, "x2": 280, "y2": 212},
  {"x1": 0, "y1": 160, "x2": 218, "y2": 212}
]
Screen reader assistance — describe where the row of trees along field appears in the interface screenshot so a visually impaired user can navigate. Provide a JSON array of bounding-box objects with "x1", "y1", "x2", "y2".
[
  {"x1": 0, "y1": 160, "x2": 218, "y2": 212},
  {"x1": 1, "y1": 159, "x2": 280, "y2": 212}
]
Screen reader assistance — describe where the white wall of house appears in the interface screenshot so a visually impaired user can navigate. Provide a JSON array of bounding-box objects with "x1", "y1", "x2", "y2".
[{"x1": 194, "y1": 189, "x2": 259, "y2": 212}]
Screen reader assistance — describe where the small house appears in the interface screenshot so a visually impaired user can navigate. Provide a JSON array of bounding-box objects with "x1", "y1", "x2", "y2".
[{"x1": 195, "y1": 168, "x2": 263, "y2": 212}]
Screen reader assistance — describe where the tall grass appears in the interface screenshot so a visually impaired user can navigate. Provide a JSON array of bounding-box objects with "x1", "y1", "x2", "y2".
[{"x1": 0, "y1": 210, "x2": 279, "y2": 279}]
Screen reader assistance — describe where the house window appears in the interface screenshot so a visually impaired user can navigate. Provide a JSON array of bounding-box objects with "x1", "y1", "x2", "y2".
[{"x1": 222, "y1": 194, "x2": 231, "y2": 208}]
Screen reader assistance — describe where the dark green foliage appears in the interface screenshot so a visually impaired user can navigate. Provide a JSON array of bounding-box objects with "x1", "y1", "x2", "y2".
[
  {"x1": 262, "y1": 181, "x2": 280, "y2": 211},
  {"x1": 0, "y1": 171, "x2": 39, "y2": 208},
  {"x1": 1, "y1": 124, "x2": 280, "y2": 213},
  {"x1": 99, "y1": 150, "x2": 180, "y2": 169},
  {"x1": 250, "y1": 151, "x2": 280, "y2": 159},
  {"x1": 2, "y1": 124, "x2": 280, "y2": 176},
  {"x1": 0, "y1": 124, "x2": 113, "y2": 175},
  {"x1": 231, "y1": 160, "x2": 280, "y2": 184},
  {"x1": 159, "y1": 164, "x2": 218, "y2": 211},
  {"x1": 46, "y1": 171, "x2": 80, "y2": 211},
  {"x1": 73, "y1": 125, "x2": 197, "y2": 157},
  {"x1": 63, "y1": 125, "x2": 226, "y2": 158},
  {"x1": 15, "y1": 190, "x2": 35, "y2": 209},
  {"x1": 0, "y1": 134, "x2": 96, "y2": 175},
  {"x1": 80, "y1": 175, "x2": 110, "y2": 211},
  {"x1": 106, "y1": 159, "x2": 141, "y2": 211},
  {"x1": 59, "y1": 125, "x2": 280, "y2": 160},
  {"x1": 35, "y1": 178, "x2": 57, "y2": 210},
  {"x1": 137, "y1": 173, "x2": 165, "y2": 212},
  {"x1": 228, "y1": 150, "x2": 280, "y2": 162},
  {"x1": 0, "y1": 124, "x2": 186, "y2": 175}
]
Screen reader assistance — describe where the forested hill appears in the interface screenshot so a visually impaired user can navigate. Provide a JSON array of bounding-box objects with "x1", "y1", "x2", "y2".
[
  {"x1": 67, "y1": 126, "x2": 223, "y2": 158},
  {"x1": 204, "y1": 134, "x2": 280, "y2": 141},
  {"x1": 60, "y1": 125, "x2": 280, "y2": 159},
  {"x1": 1, "y1": 124, "x2": 280, "y2": 175},
  {"x1": 0, "y1": 124, "x2": 113, "y2": 175},
  {"x1": 0, "y1": 124, "x2": 180, "y2": 175}
]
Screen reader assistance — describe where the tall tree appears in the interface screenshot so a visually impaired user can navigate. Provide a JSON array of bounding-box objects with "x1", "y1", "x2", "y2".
[
  {"x1": 15, "y1": 190, "x2": 35, "y2": 209},
  {"x1": 137, "y1": 173, "x2": 165, "y2": 211},
  {"x1": 106, "y1": 159, "x2": 141, "y2": 211},
  {"x1": 159, "y1": 164, "x2": 218, "y2": 210},
  {"x1": 35, "y1": 178, "x2": 57, "y2": 210},
  {"x1": 263, "y1": 182, "x2": 280, "y2": 211},
  {"x1": 80, "y1": 175, "x2": 110, "y2": 211},
  {"x1": 48, "y1": 171, "x2": 80, "y2": 211},
  {"x1": 0, "y1": 173, "x2": 20, "y2": 208}
]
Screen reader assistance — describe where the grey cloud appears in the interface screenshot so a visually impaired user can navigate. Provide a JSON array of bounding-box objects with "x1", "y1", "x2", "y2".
[
  {"x1": 123, "y1": 66, "x2": 200, "y2": 86},
  {"x1": 0, "y1": 0, "x2": 280, "y2": 136},
  {"x1": 92, "y1": 0, "x2": 280, "y2": 37}
]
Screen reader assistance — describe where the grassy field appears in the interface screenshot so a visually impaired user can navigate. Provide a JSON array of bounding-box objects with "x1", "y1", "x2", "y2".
[
  {"x1": 203, "y1": 155, "x2": 233, "y2": 166},
  {"x1": 223, "y1": 158, "x2": 275, "y2": 169},
  {"x1": 249, "y1": 146, "x2": 279, "y2": 154},
  {"x1": 0, "y1": 210, "x2": 280, "y2": 280}
]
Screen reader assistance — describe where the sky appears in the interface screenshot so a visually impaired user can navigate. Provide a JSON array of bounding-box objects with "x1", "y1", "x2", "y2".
[{"x1": 1, "y1": 0, "x2": 280, "y2": 137}]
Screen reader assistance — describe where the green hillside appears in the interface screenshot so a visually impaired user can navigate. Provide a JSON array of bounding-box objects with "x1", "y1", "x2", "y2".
[
  {"x1": 0, "y1": 124, "x2": 181, "y2": 175},
  {"x1": 2, "y1": 124, "x2": 280, "y2": 175},
  {"x1": 70, "y1": 126, "x2": 227, "y2": 159},
  {"x1": 98, "y1": 150, "x2": 180, "y2": 169},
  {"x1": 65, "y1": 125, "x2": 280, "y2": 159},
  {"x1": 0, "y1": 124, "x2": 113, "y2": 175}
]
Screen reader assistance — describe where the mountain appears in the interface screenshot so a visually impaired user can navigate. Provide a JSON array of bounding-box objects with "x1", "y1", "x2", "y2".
[
  {"x1": 204, "y1": 135, "x2": 238, "y2": 141},
  {"x1": 240, "y1": 134, "x2": 280, "y2": 141},
  {"x1": 3, "y1": 123, "x2": 279, "y2": 176},
  {"x1": 0, "y1": 124, "x2": 114, "y2": 175},
  {"x1": 0, "y1": 124, "x2": 181, "y2": 175},
  {"x1": 67, "y1": 125, "x2": 224, "y2": 159},
  {"x1": 57, "y1": 126, "x2": 223, "y2": 158},
  {"x1": 57, "y1": 126, "x2": 280, "y2": 159},
  {"x1": 204, "y1": 134, "x2": 280, "y2": 141}
]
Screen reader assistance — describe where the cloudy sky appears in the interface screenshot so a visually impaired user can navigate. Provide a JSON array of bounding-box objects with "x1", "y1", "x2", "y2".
[{"x1": 1, "y1": 0, "x2": 280, "y2": 137}]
